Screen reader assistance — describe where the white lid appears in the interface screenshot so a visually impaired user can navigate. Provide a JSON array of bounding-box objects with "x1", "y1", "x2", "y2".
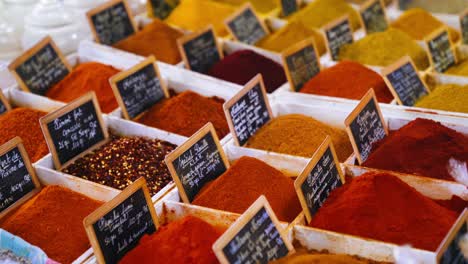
[
  {"x1": 3, "y1": 0, "x2": 37, "y2": 4},
  {"x1": 63, "y1": 0, "x2": 107, "y2": 10},
  {"x1": 0, "y1": 15, "x2": 22, "y2": 60},
  {"x1": 25, "y1": 0, "x2": 76, "y2": 27}
]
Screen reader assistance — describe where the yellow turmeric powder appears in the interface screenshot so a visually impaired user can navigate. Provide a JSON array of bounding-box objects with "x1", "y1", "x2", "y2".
[
  {"x1": 256, "y1": 21, "x2": 327, "y2": 55},
  {"x1": 212, "y1": 0, "x2": 277, "y2": 14},
  {"x1": 287, "y1": 0, "x2": 361, "y2": 31},
  {"x1": 415, "y1": 84, "x2": 468, "y2": 113},
  {"x1": 164, "y1": 0, "x2": 237, "y2": 37},
  {"x1": 446, "y1": 59, "x2": 468, "y2": 76},
  {"x1": 339, "y1": 28, "x2": 430, "y2": 70},
  {"x1": 391, "y1": 9, "x2": 460, "y2": 43},
  {"x1": 245, "y1": 114, "x2": 353, "y2": 161}
]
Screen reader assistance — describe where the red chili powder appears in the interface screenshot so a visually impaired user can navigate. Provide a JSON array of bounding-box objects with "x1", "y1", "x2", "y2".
[
  {"x1": 45, "y1": 62, "x2": 120, "y2": 113},
  {"x1": 192, "y1": 156, "x2": 302, "y2": 222},
  {"x1": 207, "y1": 50, "x2": 287, "y2": 93},
  {"x1": 120, "y1": 215, "x2": 223, "y2": 264},
  {"x1": 300, "y1": 60, "x2": 393, "y2": 103},
  {"x1": 137, "y1": 90, "x2": 229, "y2": 138},
  {"x1": 309, "y1": 172, "x2": 459, "y2": 251},
  {"x1": 363, "y1": 118, "x2": 468, "y2": 182}
]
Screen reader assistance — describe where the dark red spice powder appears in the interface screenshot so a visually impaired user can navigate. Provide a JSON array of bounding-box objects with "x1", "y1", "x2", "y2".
[
  {"x1": 300, "y1": 60, "x2": 393, "y2": 103},
  {"x1": 309, "y1": 172, "x2": 459, "y2": 251},
  {"x1": 207, "y1": 50, "x2": 287, "y2": 93},
  {"x1": 363, "y1": 118, "x2": 468, "y2": 182}
]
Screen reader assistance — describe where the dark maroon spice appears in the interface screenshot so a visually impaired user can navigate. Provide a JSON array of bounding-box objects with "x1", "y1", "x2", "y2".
[
  {"x1": 63, "y1": 133, "x2": 176, "y2": 195},
  {"x1": 207, "y1": 50, "x2": 287, "y2": 93}
]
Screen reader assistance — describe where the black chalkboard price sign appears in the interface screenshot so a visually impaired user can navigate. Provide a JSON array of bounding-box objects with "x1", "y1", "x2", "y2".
[
  {"x1": 282, "y1": 38, "x2": 321, "y2": 92},
  {"x1": 0, "y1": 137, "x2": 41, "y2": 218},
  {"x1": 165, "y1": 123, "x2": 230, "y2": 203},
  {"x1": 359, "y1": 0, "x2": 389, "y2": 34},
  {"x1": 382, "y1": 56, "x2": 429, "y2": 106},
  {"x1": 8, "y1": 37, "x2": 71, "y2": 95},
  {"x1": 294, "y1": 137, "x2": 345, "y2": 223},
  {"x1": 281, "y1": 0, "x2": 299, "y2": 17},
  {"x1": 178, "y1": 27, "x2": 223, "y2": 74},
  {"x1": 0, "y1": 90, "x2": 12, "y2": 116},
  {"x1": 40, "y1": 92, "x2": 109, "y2": 170},
  {"x1": 436, "y1": 209, "x2": 467, "y2": 264},
  {"x1": 213, "y1": 196, "x2": 294, "y2": 264},
  {"x1": 87, "y1": 0, "x2": 137, "y2": 46},
  {"x1": 148, "y1": 0, "x2": 180, "y2": 19},
  {"x1": 323, "y1": 15, "x2": 354, "y2": 61},
  {"x1": 345, "y1": 89, "x2": 388, "y2": 164},
  {"x1": 223, "y1": 75, "x2": 273, "y2": 146},
  {"x1": 84, "y1": 178, "x2": 159, "y2": 264},
  {"x1": 110, "y1": 56, "x2": 168, "y2": 120},
  {"x1": 425, "y1": 27, "x2": 457, "y2": 73},
  {"x1": 460, "y1": 9, "x2": 468, "y2": 45},
  {"x1": 397, "y1": 0, "x2": 412, "y2": 10},
  {"x1": 225, "y1": 3, "x2": 270, "y2": 45}
]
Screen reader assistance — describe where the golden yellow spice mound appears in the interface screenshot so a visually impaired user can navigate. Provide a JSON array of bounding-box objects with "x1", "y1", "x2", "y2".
[
  {"x1": 287, "y1": 0, "x2": 361, "y2": 31},
  {"x1": 398, "y1": 0, "x2": 468, "y2": 14},
  {"x1": 245, "y1": 114, "x2": 353, "y2": 161},
  {"x1": 256, "y1": 21, "x2": 327, "y2": 55},
  {"x1": 165, "y1": 0, "x2": 237, "y2": 37},
  {"x1": 339, "y1": 28, "x2": 430, "y2": 70},
  {"x1": 391, "y1": 8, "x2": 460, "y2": 43},
  {"x1": 415, "y1": 84, "x2": 468, "y2": 114},
  {"x1": 212, "y1": 0, "x2": 278, "y2": 14},
  {"x1": 446, "y1": 59, "x2": 468, "y2": 76}
]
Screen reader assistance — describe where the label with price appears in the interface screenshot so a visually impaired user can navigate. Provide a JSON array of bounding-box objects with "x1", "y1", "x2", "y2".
[
  {"x1": 9, "y1": 37, "x2": 71, "y2": 95},
  {"x1": 294, "y1": 137, "x2": 345, "y2": 223},
  {"x1": 460, "y1": 9, "x2": 468, "y2": 45},
  {"x1": 223, "y1": 75, "x2": 273, "y2": 146},
  {"x1": 345, "y1": 89, "x2": 388, "y2": 164},
  {"x1": 323, "y1": 15, "x2": 354, "y2": 61},
  {"x1": 213, "y1": 196, "x2": 294, "y2": 264},
  {"x1": 110, "y1": 56, "x2": 168, "y2": 120},
  {"x1": 359, "y1": 0, "x2": 389, "y2": 34},
  {"x1": 280, "y1": 0, "x2": 299, "y2": 17},
  {"x1": 40, "y1": 92, "x2": 108, "y2": 170},
  {"x1": 87, "y1": 0, "x2": 137, "y2": 46},
  {"x1": 425, "y1": 27, "x2": 457, "y2": 73},
  {"x1": 147, "y1": 0, "x2": 180, "y2": 19},
  {"x1": 165, "y1": 123, "x2": 230, "y2": 203},
  {"x1": 0, "y1": 90, "x2": 12, "y2": 116},
  {"x1": 84, "y1": 178, "x2": 159, "y2": 264},
  {"x1": 224, "y1": 3, "x2": 270, "y2": 45},
  {"x1": 0, "y1": 137, "x2": 41, "y2": 218}
]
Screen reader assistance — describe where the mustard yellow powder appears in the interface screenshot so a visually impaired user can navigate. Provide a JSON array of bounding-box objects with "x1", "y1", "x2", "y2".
[
  {"x1": 446, "y1": 59, "x2": 468, "y2": 76},
  {"x1": 339, "y1": 28, "x2": 430, "y2": 70},
  {"x1": 398, "y1": 0, "x2": 468, "y2": 14},
  {"x1": 256, "y1": 21, "x2": 327, "y2": 55},
  {"x1": 415, "y1": 84, "x2": 468, "y2": 113},
  {"x1": 212, "y1": 0, "x2": 278, "y2": 14}
]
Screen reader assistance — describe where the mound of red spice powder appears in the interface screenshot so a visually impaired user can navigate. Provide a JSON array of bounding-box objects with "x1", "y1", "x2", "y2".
[
  {"x1": 120, "y1": 215, "x2": 223, "y2": 264},
  {"x1": 0, "y1": 108, "x2": 48, "y2": 162},
  {"x1": 300, "y1": 61, "x2": 393, "y2": 103},
  {"x1": 137, "y1": 90, "x2": 229, "y2": 138},
  {"x1": 0, "y1": 185, "x2": 102, "y2": 263},
  {"x1": 45, "y1": 62, "x2": 120, "y2": 113},
  {"x1": 193, "y1": 156, "x2": 302, "y2": 222},
  {"x1": 309, "y1": 172, "x2": 459, "y2": 251},
  {"x1": 363, "y1": 118, "x2": 468, "y2": 182},
  {"x1": 207, "y1": 50, "x2": 287, "y2": 93}
]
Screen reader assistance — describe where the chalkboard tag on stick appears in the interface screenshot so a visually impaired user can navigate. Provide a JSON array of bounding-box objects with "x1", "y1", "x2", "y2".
[
  {"x1": 147, "y1": 0, "x2": 180, "y2": 19},
  {"x1": 460, "y1": 8, "x2": 468, "y2": 45},
  {"x1": 294, "y1": 136, "x2": 345, "y2": 224},
  {"x1": 0, "y1": 90, "x2": 12, "y2": 116},
  {"x1": 323, "y1": 15, "x2": 354, "y2": 61},
  {"x1": 224, "y1": 3, "x2": 270, "y2": 45},
  {"x1": 0, "y1": 137, "x2": 41, "y2": 219},
  {"x1": 110, "y1": 56, "x2": 169, "y2": 120},
  {"x1": 281, "y1": 0, "x2": 300, "y2": 17},
  {"x1": 382, "y1": 56, "x2": 430, "y2": 106},
  {"x1": 165, "y1": 123, "x2": 230, "y2": 203},
  {"x1": 345, "y1": 89, "x2": 388, "y2": 164},
  {"x1": 8, "y1": 36, "x2": 71, "y2": 95},
  {"x1": 282, "y1": 38, "x2": 321, "y2": 92},
  {"x1": 359, "y1": 0, "x2": 389, "y2": 34},
  {"x1": 212, "y1": 195, "x2": 294, "y2": 264},
  {"x1": 436, "y1": 209, "x2": 467, "y2": 264},
  {"x1": 177, "y1": 26, "x2": 224, "y2": 74},
  {"x1": 87, "y1": 0, "x2": 137, "y2": 46},
  {"x1": 39, "y1": 92, "x2": 109, "y2": 171},
  {"x1": 223, "y1": 74, "x2": 273, "y2": 146},
  {"x1": 84, "y1": 178, "x2": 159, "y2": 264},
  {"x1": 425, "y1": 27, "x2": 457, "y2": 73}
]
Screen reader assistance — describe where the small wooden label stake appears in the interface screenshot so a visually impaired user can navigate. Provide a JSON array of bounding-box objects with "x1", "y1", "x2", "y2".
[
  {"x1": 224, "y1": 3, "x2": 270, "y2": 45},
  {"x1": 323, "y1": 15, "x2": 354, "y2": 61},
  {"x1": 359, "y1": 0, "x2": 389, "y2": 34},
  {"x1": 436, "y1": 209, "x2": 467, "y2": 264},
  {"x1": 425, "y1": 27, "x2": 457, "y2": 73}
]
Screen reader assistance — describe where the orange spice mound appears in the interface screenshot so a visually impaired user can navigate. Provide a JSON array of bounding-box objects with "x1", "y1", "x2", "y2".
[
  {"x1": 0, "y1": 108, "x2": 48, "y2": 162},
  {"x1": 45, "y1": 62, "x2": 120, "y2": 113},
  {"x1": 1, "y1": 186, "x2": 102, "y2": 263}
]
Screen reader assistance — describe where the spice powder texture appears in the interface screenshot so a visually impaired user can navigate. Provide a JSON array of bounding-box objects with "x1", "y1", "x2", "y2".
[
  {"x1": 62, "y1": 134, "x2": 176, "y2": 196},
  {"x1": 415, "y1": 84, "x2": 468, "y2": 114},
  {"x1": 0, "y1": 185, "x2": 102, "y2": 264}
]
